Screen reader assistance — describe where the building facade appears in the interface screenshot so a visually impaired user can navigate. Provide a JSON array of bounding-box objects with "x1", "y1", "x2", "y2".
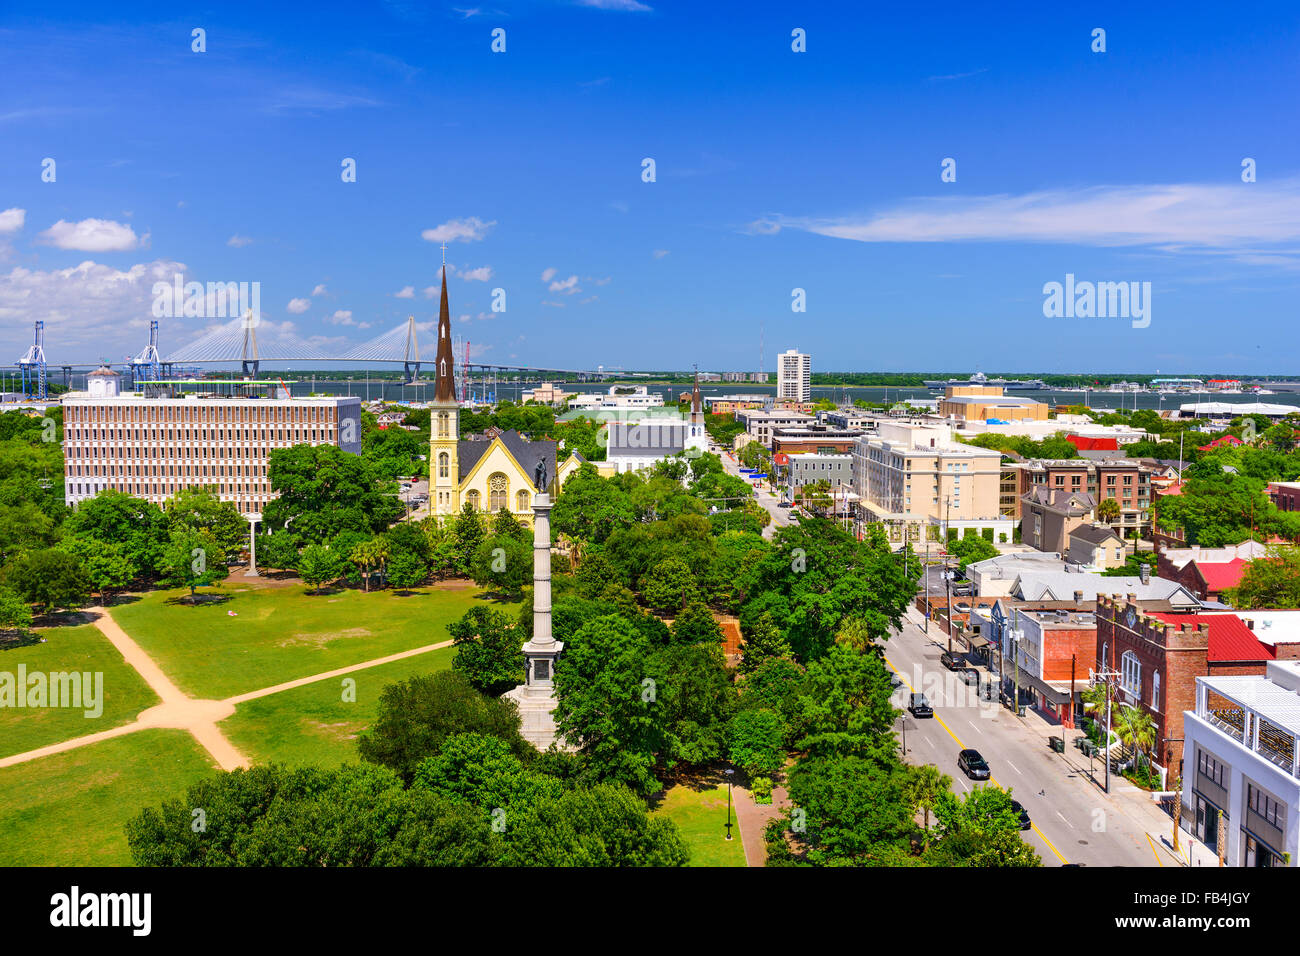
[
  {"x1": 1020, "y1": 457, "x2": 1154, "y2": 536},
  {"x1": 776, "y1": 349, "x2": 811, "y2": 403},
  {"x1": 62, "y1": 369, "x2": 361, "y2": 516}
]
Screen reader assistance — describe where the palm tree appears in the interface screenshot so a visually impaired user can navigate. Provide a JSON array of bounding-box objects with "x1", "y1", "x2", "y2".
[
  {"x1": 349, "y1": 539, "x2": 389, "y2": 592},
  {"x1": 1115, "y1": 706, "x2": 1157, "y2": 780},
  {"x1": 1097, "y1": 496, "x2": 1121, "y2": 525},
  {"x1": 905, "y1": 764, "x2": 952, "y2": 850}
]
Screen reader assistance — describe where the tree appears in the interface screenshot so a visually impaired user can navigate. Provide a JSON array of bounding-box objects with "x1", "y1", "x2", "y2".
[
  {"x1": 157, "y1": 528, "x2": 229, "y2": 602},
  {"x1": 384, "y1": 521, "x2": 431, "y2": 588},
  {"x1": 349, "y1": 538, "x2": 390, "y2": 592},
  {"x1": 782, "y1": 754, "x2": 917, "y2": 865},
  {"x1": 164, "y1": 486, "x2": 247, "y2": 556},
  {"x1": 298, "y1": 542, "x2": 347, "y2": 593},
  {"x1": 792, "y1": 645, "x2": 898, "y2": 759},
  {"x1": 947, "y1": 533, "x2": 999, "y2": 570},
  {"x1": 58, "y1": 536, "x2": 136, "y2": 605},
  {"x1": 727, "y1": 709, "x2": 785, "y2": 778},
  {"x1": 1228, "y1": 547, "x2": 1300, "y2": 609},
  {"x1": 63, "y1": 489, "x2": 169, "y2": 580},
  {"x1": 1096, "y1": 496, "x2": 1122, "y2": 524},
  {"x1": 411, "y1": 732, "x2": 562, "y2": 809},
  {"x1": 642, "y1": 557, "x2": 699, "y2": 615},
  {"x1": 1115, "y1": 705, "x2": 1157, "y2": 775},
  {"x1": 739, "y1": 610, "x2": 792, "y2": 673},
  {"x1": 553, "y1": 613, "x2": 666, "y2": 796},
  {"x1": 449, "y1": 605, "x2": 526, "y2": 696},
  {"x1": 264, "y1": 443, "x2": 402, "y2": 544},
  {"x1": 904, "y1": 764, "x2": 952, "y2": 850},
  {"x1": 472, "y1": 534, "x2": 532, "y2": 597},
  {"x1": 256, "y1": 530, "x2": 301, "y2": 572},
  {"x1": 929, "y1": 783, "x2": 1040, "y2": 867},
  {"x1": 453, "y1": 503, "x2": 487, "y2": 576},
  {"x1": 498, "y1": 784, "x2": 688, "y2": 867},
  {"x1": 357, "y1": 670, "x2": 528, "y2": 783},
  {"x1": 646, "y1": 641, "x2": 735, "y2": 769},
  {"x1": 669, "y1": 601, "x2": 723, "y2": 644},
  {"x1": 0, "y1": 585, "x2": 33, "y2": 634},
  {"x1": 3, "y1": 548, "x2": 90, "y2": 613},
  {"x1": 551, "y1": 464, "x2": 635, "y2": 544}
]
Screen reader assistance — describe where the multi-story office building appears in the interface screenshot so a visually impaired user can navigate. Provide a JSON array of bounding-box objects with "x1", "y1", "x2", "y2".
[
  {"x1": 735, "y1": 409, "x2": 815, "y2": 448},
  {"x1": 938, "y1": 384, "x2": 1049, "y2": 423},
  {"x1": 62, "y1": 367, "x2": 362, "y2": 516},
  {"x1": 786, "y1": 452, "x2": 852, "y2": 490},
  {"x1": 777, "y1": 349, "x2": 811, "y2": 403},
  {"x1": 1019, "y1": 458, "x2": 1154, "y2": 535},
  {"x1": 852, "y1": 420, "x2": 1011, "y2": 546},
  {"x1": 1183, "y1": 660, "x2": 1300, "y2": 866}
]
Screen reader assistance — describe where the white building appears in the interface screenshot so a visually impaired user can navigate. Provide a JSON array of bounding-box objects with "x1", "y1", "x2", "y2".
[
  {"x1": 777, "y1": 349, "x2": 811, "y2": 403},
  {"x1": 62, "y1": 368, "x2": 362, "y2": 516},
  {"x1": 566, "y1": 385, "x2": 665, "y2": 411},
  {"x1": 603, "y1": 378, "x2": 707, "y2": 475},
  {"x1": 1182, "y1": 660, "x2": 1300, "y2": 867}
]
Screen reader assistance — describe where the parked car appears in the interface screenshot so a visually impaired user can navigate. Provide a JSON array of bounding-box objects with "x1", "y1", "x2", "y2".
[
  {"x1": 908, "y1": 693, "x2": 933, "y2": 718},
  {"x1": 958, "y1": 748, "x2": 991, "y2": 780},
  {"x1": 940, "y1": 651, "x2": 965, "y2": 670},
  {"x1": 777, "y1": 500, "x2": 793, "y2": 508},
  {"x1": 1010, "y1": 800, "x2": 1031, "y2": 831},
  {"x1": 955, "y1": 667, "x2": 979, "y2": 686}
]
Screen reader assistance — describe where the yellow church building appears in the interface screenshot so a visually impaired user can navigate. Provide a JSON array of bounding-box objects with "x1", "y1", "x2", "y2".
[{"x1": 427, "y1": 265, "x2": 584, "y2": 528}]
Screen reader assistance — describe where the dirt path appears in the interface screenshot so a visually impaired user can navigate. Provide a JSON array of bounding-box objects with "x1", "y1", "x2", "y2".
[{"x1": 0, "y1": 611, "x2": 455, "y2": 774}]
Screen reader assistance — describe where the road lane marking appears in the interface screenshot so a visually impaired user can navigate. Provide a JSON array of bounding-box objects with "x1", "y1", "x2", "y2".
[
  {"x1": 888, "y1": 652, "x2": 1071, "y2": 867},
  {"x1": 1146, "y1": 832, "x2": 1164, "y2": 867},
  {"x1": 1056, "y1": 810, "x2": 1075, "y2": 829},
  {"x1": 1005, "y1": 759, "x2": 1021, "y2": 776}
]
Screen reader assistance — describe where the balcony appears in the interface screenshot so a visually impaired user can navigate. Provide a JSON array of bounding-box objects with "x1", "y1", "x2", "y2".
[{"x1": 1207, "y1": 706, "x2": 1245, "y2": 743}]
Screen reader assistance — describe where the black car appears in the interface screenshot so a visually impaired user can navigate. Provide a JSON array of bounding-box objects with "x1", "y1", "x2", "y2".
[
  {"x1": 907, "y1": 693, "x2": 933, "y2": 718},
  {"x1": 940, "y1": 651, "x2": 965, "y2": 670},
  {"x1": 958, "y1": 748, "x2": 991, "y2": 780},
  {"x1": 1010, "y1": 800, "x2": 1031, "y2": 830}
]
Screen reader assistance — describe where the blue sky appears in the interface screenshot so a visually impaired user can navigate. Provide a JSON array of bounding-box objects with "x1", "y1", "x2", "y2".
[{"x1": 2, "y1": 0, "x2": 1298, "y2": 374}]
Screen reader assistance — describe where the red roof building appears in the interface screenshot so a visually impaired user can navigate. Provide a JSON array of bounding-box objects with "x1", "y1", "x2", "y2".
[
  {"x1": 1065, "y1": 434, "x2": 1119, "y2": 452},
  {"x1": 1197, "y1": 434, "x2": 1244, "y2": 452},
  {"x1": 1147, "y1": 612, "x2": 1274, "y2": 665}
]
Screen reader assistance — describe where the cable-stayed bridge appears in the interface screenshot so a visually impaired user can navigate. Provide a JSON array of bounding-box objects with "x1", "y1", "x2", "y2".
[{"x1": 8, "y1": 316, "x2": 610, "y2": 398}]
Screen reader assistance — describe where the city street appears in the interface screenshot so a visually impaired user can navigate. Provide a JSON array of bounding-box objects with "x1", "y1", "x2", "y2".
[
  {"x1": 885, "y1": 604, "x2": 1178, "y2": 867},
  {"x1": 715, "y1": 445, "x2": 797, "y2": 538}
]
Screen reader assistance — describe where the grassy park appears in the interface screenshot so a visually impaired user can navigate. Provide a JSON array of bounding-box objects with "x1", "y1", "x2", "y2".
[
  {"x1": 220, "y1": 644, "x2": 455, "y2": 768},
  {"x1": 654, "y1": 781, "x2": 748, "y2": 867},
  {"x1": 108, "y1": 581, "x2": 494, "y2": 699},
  {"x1": 0, "y1": 729, "x2": 217, "y2": 866},
  {"x1": 0, "y1": 623, "x2": 160, "y2": 759}
]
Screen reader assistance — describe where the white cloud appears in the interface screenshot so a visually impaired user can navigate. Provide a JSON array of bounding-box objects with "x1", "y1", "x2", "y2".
[
  {"x1": 458, "y1": 265, "x2": 493, "y2": 282},
  {"x1": 577, "y1": 0, "x2": 652, "y2": 10},
  {"x1": 542, "y1": 300, "x2": 566, "y2": 308},
  {"x1": 312, "y1": 284, "x2": 328, "y2": 296},
  {"x1": 394, "y1": 285, "x2": 415, "y2": 298},
  {"x1": 286, "y1": 297, "x2": 311, "y2": 314},
  {"x1": 421, "y1": 216, "x2": 496, "y2": 244},
  {"x1": 548, "y1": 274, "x2": 580, "y2": 294},
  {"x1": 579, "y1": 296, "x2": 599, "y2": 304},
  {"x1": 753, "y1": 180, "x2": 1300, "y2": 259},
  {"x1": 38, "y1": 218, "x2": 140, "y2": 252},
  {"x1": 0, "y1": 208, "x2": 25, "y2": 234},
  {"x1": 0, "y1": 258, "x2": 195, "y2": 355},
  {"x1": 652, "y1": 249, "x2": 670, "y2": 258},
  {"x1": 422, "y1": 285, "x2": 439, "y2": 299},
  {"x1": 227, "y1": 235, "x2": 253, "y2": 248},
  {"x1": 326, "y1": 309, "x2": 371, "y2": 329},
  {"x1": 540, "y1": 267, "x2": 557, "y2": 282}
]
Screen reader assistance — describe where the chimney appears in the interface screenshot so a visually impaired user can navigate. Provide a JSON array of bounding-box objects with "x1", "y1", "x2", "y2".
[
  {"x1": 1074, "y1": 589, "x2": 1084, "y2": 606},
  {"x1": 1127, "y1": 592, "x2": 1137, "y2": 603},
  {"x1": 1139, "y1": 563, "x2": 1151, "y2": 585},
  {"x1": 1246, "y1": 618, "x2": 1255, "y2": 630}
]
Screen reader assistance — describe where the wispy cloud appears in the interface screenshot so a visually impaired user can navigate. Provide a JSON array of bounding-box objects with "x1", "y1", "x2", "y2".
[
  {"x1": 928, "y1": 67, "x2": 988, "y2": 82},
  {"x1": 227, "y1": 235, "x2": 253, "y2": 248},
  {"x1": 749, "y1": 180, "x2": 1300, "y2": 265},
  {"x1": 38, "y1": 218, "x2": 142, "y2": 252},
  {"x1": 421, "y1": 216, "x2": 496, "y2": 244},
  {"x1": 576, "y1": 0, "x2": 652, "y2": 10},
  {"x1": 262, "y1": 86, "x2": 382, "y2": 114},
  {"x1": 286, "y1": 297, "x2": 311, "y2": 314}
]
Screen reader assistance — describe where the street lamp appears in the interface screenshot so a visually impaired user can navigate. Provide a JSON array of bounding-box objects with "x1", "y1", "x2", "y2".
[
  {"x1": 723, "y1": 768, "x2": 735, "y2": 841},
  {"x1": 898, "y1": 712, "x2": 907, "y2": 758}
]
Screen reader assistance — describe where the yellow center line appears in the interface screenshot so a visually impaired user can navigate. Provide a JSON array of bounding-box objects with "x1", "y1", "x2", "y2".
[
  {"x1": 1146, "y1": 832, "x2": 1164, "y2": 867},
  {"x1": 887, "y1": 654, "x2": 1071, "y2": 866}
]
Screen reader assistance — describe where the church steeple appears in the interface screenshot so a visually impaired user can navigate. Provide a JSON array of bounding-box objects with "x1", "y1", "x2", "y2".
[
  {"x1": 690, "y1": 366, "x2": 702, "y2": 424},
  {"x1": 433, "y1": 246, "x2": 455, "y2": 404}
]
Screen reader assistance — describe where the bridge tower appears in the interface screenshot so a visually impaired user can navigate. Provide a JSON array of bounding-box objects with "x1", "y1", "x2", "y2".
[
  {"x1": 131, "y1": 319, "x2": 163, "y2": 383},
  {"x1": 402, "y1": 314, "x2": 421, "y2": 384},
  {"x1": 18, "y1": 320, "x2": 47, "y2": 400},
  {"x1": 240, "y1": 310, "x2": 259, "y2": 379}
]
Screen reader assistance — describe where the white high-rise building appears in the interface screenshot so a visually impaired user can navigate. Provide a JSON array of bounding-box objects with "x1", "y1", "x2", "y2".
[{"x1": 777, "y1": 348, "x2": 811, "y2": 402}]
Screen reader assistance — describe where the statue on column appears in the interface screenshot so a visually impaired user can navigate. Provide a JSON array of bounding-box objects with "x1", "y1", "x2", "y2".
[{"x1": 534, "y1": 457, "x2": 548, "y2": 493}]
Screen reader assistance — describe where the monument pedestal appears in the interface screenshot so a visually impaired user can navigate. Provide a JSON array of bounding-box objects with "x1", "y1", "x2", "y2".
[{"x1": 503, "y1": 491, "x2": 569, "y2": 750}]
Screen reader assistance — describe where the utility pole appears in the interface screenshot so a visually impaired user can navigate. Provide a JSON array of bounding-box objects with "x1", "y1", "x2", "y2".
[
  {"x1": 1012, "y1": 607, "x2": 1021, "y2": 716},
  {"x1": 924, "y1": 539, "x2": 930, "y2": 633}
]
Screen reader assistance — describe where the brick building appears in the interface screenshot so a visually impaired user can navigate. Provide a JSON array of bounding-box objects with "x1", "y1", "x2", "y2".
[
  {"x1": 1021, "y1": 487, "x2": 1094, "y2": 553},
  {"x1": 1020, "y1": 457, "x2": 1154, "y2": 536},
  {"x1": 1094, "y1": 596, "x2": 1284, "y2": 782}
]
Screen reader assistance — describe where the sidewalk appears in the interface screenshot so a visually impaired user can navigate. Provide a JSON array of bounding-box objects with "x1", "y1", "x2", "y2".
[{"x1": 730, "y1": 776, "x2": 790, "y2": 867}]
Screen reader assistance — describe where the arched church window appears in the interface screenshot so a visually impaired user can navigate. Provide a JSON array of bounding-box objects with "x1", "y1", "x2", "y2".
[
  {"x1": 489, "y1": 473, "x2": 508, "y2": 512},
  {"x1": 516, "y1": 489, "x2": 530, "y2": 512},
  {"x1": 438, "y1": 452, "x2": 449, "y2": 479},
  {"x1": 466, "y1": 489, "x2": 480, "y2": 510},
  {"x1": 438, "y1": 411, "x2": 449, "y2": 438}
]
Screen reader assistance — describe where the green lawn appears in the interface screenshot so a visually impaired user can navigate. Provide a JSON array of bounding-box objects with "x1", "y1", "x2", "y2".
[
  {"x1": 0, "y1": 623, "x2": 160, "y2": 759},
  {"x1": 0, "y1": 729, "x2": 217, "y2": 866},
  {"x1": 655, "y1": 782, "x2": 748, "y2": 867},
  {"x1": 221, "y1": 644, "x2": 455, "y2": 768},
  {"x1": 109, "y1": 582, "x2": 495, "y2": 699}
]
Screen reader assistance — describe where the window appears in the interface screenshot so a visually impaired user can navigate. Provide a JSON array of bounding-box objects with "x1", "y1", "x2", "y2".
[
  {"x1": 489, "y1": 473, "x2": 508, "y2": 512},
  {"x1": 1151, "y1": 670, "x2": 1160, "y2": 710},
  {"x1": 1197, "y1": 748, "x2": 1225, "y2": 787},
  {"x1": 438, "y1": 452, "x2": 449, "y2": 479},
  {"x1": 437, "y1": 411, "x2": 450, "y2": 438},
  {"x1": 1247, "y1": 783, "x2": 1285, "y2": 829},
  {"x1": 466, "y1": 489, "x2": 480, "y2": 510},
  {"x1": 1121, "y1": 651, "x2": 1141, "y2": 696},
  {"x1": 516, "y1": 489, "x2": 530, "y2": 512}
]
